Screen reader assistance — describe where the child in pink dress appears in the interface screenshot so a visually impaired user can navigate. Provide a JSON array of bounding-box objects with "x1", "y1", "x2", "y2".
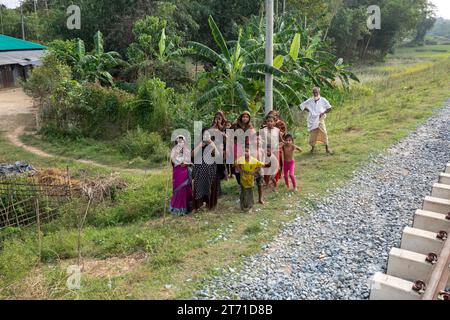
[{"x1": 282, "y1": 134, "x2": 303, "y2": 191}]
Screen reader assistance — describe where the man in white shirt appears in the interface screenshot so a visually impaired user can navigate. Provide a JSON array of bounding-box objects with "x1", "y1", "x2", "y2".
[{"x1": 300, "y1": 87, "x2": 333, "y2": 154}]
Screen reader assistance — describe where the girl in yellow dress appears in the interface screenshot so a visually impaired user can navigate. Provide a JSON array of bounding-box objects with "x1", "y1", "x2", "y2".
[{"x1": 235, "y1": 147, "x2": 265, "y2": 212}]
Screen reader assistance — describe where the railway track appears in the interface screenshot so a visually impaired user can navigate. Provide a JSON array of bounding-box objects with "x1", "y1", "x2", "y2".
[{"x1": 370, "y1": 163, "x2": 450, "y2": 300}]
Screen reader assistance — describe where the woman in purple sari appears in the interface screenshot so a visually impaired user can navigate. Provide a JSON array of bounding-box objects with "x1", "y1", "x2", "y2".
[{"x1": 170, "y1": 136, "x2": 193, "y2": 215}]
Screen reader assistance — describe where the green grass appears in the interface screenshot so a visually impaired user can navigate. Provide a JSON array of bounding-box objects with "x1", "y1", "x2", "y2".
[
  {"x1": 354, "y1": 44, "x2": 450, "y2": 83},
  {"x1": 1, "y1": 45, "x2": 450, "y2": 299},
  {"x1": 20, "y1": 134, "x2": 165, "y2": 171}
]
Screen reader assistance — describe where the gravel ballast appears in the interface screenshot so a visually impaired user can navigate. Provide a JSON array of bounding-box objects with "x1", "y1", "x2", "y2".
[{"x1": 197, "y1": 101, "x2": 450, "y2": 300}]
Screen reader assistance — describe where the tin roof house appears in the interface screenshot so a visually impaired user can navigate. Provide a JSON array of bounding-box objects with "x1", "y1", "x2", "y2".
[{"x1": 0, "y1": 35, "x2": 47, "y2": 89}]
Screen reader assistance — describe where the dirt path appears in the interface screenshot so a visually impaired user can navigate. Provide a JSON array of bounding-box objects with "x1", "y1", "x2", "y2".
[
  {"x1": 6, "y1": 126, "x2": 53, "y2": 158},
  {"x1": 0, "y1": 88, "x2": 154, "y2": 175}
]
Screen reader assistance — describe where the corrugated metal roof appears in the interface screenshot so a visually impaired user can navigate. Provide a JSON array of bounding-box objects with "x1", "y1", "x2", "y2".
[
  {"x1": 0, "y1": 35, "x2": 47, "y2": 51},
  {"x1": 0, "y1": 50, "x2": 45, "y2": 66}
]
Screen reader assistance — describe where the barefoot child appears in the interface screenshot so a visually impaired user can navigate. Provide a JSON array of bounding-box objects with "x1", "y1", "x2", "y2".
[
  {"x1": 260, "y1": 115, "x2": 282, "y2": 188},
  {"x1": 255, "y1": 136, "x2": 265, "y2": 204},
  {"x1": 224, "y1": 121, "x2": 234, "y2": 179},
  {"x1": 282, "y1": 134, "x2": 302, "y2": 191},
  {"x1": 236, "y1": 147, "x2": 265, "y2": 212},
  {"x1": 263, "y1": 148, "x2": 279, "y2": 192}
]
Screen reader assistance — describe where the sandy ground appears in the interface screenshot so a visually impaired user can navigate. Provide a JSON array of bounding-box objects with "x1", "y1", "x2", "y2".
[
  {"x1": 0, "y1": 87, "x2": 52, "y2": 158},
  {"x1": 0, "y1": 88, "x2": 34, "y2": 116},
  {"x1": 0, "y1": 88, "x2": 36, "y2": 132}
]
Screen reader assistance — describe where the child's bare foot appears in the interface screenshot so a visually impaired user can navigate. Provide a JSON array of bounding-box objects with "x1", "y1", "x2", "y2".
[{"x1": 258, "y1": 199, "x2": 265, "y2": 205}]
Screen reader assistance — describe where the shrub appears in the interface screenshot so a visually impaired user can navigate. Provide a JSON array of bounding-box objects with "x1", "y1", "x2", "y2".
[
  {"x1": 133, "y1": 78, "x2": 173, "y2": 136},
  {"x1": 23, "y1": 55, "x2": 72, "y2": 103},
  {"x1": 47, "y1": 82, "x2": 133, "y2": 139},
  {"x1": 39, "y1": 121, "x2": 83, "y2": 140},
  {"x1": 115, "y1": 80, "x2": 137, "y2": 94},
  {"x1": 22, "y1": 55, "x2": 72, "y2": 131},
  {"x1": 0, "y1": 237, "x2": 39, "y2": 284},
  {"x1": 86, "y1": 173, "x2": 168, "y2": 227},
  {"x1": 47, "y1": 39, "x2": 78, "y2": 69},
  {"x1": 169, "y1": 89, "x2": 210, "y2": 131},
  {"x1": 118, "y1": 128, "x2": 167, "y2": 162}
]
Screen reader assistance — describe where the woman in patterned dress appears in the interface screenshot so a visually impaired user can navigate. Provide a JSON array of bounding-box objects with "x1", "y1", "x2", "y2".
[{"x1": 192, "y1": 129, "x2": 220, "y2": 211}]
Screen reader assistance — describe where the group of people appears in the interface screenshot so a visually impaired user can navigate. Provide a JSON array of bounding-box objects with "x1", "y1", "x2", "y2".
[{"x1": 169, "y1": 87, "x2": 333, "y2": 215}]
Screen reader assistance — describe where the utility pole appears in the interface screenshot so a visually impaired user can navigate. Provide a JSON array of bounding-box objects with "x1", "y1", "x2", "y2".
[
  {"x1": 33, "y1": 0, "x2": 39, "y2": 40},
  {"x1": 44, "y1": 0, "x2": 49, "y2": 16},
  {"x1": 283, "y1": 0, "x2": 286, "y2": 14},
  {"x1": 20, "y1": 1, "x2": 25, "y2": 40},
  {"x1": 264, "y1": 0, "x2": 274, "y2": 115},
  {"x1": 0, "y1": 3, "x2": 4, "y2": 34}
]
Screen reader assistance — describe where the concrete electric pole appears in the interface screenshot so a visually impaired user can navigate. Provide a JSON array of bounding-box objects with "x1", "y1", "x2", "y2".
[
  {"x1": 0, "y1": 4, "x2": 4, "y2": 35},
  {"x1": 20, "y1": 1, "x2": 25, "y2": 40},
  {"x1": 265, "y1": 0, "x2": 274, "y2": 115}
]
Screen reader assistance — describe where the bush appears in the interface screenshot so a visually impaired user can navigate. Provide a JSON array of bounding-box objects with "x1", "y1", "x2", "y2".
[
  {"x1": 132, "y1": 78, "x2": 173, "y2": 136},
  {"x1": 115, "y1": 80, "x2": 137, "y2": 94},
  {"x1": 118, "y1": 128, "x2": 167, "y2": 162},
  {"x1": 170, "y1": 89, "x2": 203, "y2": 130},
  {"x1": 152, "y1": 60, "x2": 193, "y2": 89},
  {"x1": 39, "y1": 123, "x2": 83, "y2": 140},
  {"x1": 47, "y1": 39, "x2": 78, "y2": 69},
  {"x1": 22, "y1": 55, "x2": 72, "y2": 127},
  {"x1": 86, "y1": 173, "x2": 168, "y2": 227},
  {"x1": 0, "y1": 237, "x2": 39, "y2": 284},
  {"x1": 47, "y1": 82, "x2": 133, "y2": 139}
]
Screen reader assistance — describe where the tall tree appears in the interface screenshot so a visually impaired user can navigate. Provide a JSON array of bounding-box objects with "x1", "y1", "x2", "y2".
[{"x1": 412, "y1": 1, "x2": 436, "y2": 45}]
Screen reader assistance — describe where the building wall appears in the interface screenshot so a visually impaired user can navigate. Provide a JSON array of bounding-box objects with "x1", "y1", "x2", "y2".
[
  {"x1": 0, "y1": 65, "x2": 14, "y2": 88},
  {"x1": 0, "y1": 64, "x2": 27, "y2": 88}
]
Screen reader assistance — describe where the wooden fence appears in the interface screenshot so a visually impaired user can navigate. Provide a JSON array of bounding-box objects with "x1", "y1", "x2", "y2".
[{"x1": 0, "y1": 172, "x2": 73, "y2": 235}]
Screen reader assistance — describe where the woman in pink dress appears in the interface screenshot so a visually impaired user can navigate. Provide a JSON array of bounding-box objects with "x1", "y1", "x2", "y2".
[{"x1": 170, "y1": 136, "x2": 193, "y2": 215}]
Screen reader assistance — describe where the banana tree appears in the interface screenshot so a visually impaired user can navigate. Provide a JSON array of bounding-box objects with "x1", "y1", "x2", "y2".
[
  {"x1": 76, "y1": 31, "x2": 126, "y2": 86},
  {"x1": 241, "y1": 14, "x2": 359, "y2": 94},
  {"x1": 157, "y1": 28, "x2": 176, "y2": 62},
  {"x1": 184, "y1": 16, "x2": 299, "y2": 116}
]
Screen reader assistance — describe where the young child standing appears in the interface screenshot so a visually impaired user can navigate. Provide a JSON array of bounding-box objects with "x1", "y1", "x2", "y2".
[
  {"x1": 255, "y1": 136, "x2": 265, "y2": 204},
  {"x1": 260, "y1": 115, "x2": 282, "y2": 188},
  {"x1": 263, "y1": 148, "x2": 279, "y2": 192},
  {"x1": 224, "y1": 120, "x2": 234, "y2": 179},
  {"x1": 282, "y1": 134, "x2": 302, "y2": 191},
  {"x1": 235, "y1": 147, "x2": 265, "y2": 212}
]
